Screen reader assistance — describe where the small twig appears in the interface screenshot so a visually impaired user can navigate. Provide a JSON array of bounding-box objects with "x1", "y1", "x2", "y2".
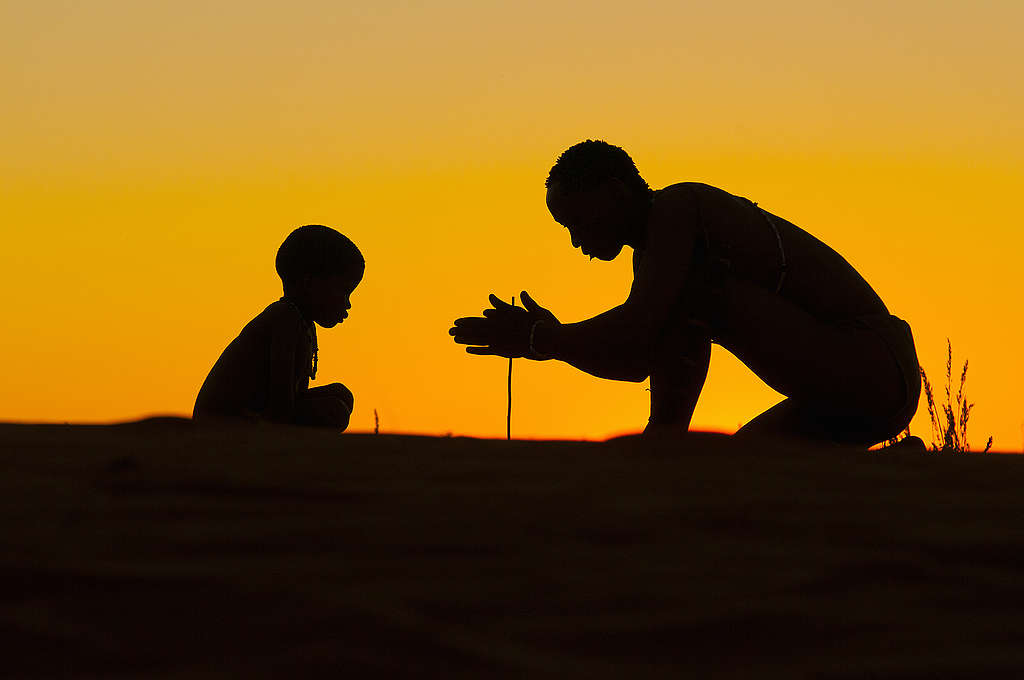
[{"x1": 507, "y1": 296, "x2": 514, "y2": 441}]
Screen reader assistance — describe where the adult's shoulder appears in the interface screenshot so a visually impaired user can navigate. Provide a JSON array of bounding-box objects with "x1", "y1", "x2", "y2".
[
  {"x1": 655, "y1": 182, "x2": 712, "y2": 200},
  {"x1": 659, "y1": 181, "x2": 713, "y2": 191},
  {"x1": 646, "y1": 183, "x2": 709, "y2": 234},
  {"x1": 635, "y1": 184, "x2": 706, "y2": 259},
  {"x1": 651, "y1": 182, "x2": 713, "y2": 211}
]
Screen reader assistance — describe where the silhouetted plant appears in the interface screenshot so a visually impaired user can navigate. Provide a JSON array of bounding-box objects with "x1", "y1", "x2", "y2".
[{"x1": 919, "y1": 340, "x2": 992, "y2": 453}]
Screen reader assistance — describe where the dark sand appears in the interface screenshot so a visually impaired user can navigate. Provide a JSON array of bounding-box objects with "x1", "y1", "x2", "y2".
[{"x1": 2, "y1": 419, "x2": 1023, "y2": 678}]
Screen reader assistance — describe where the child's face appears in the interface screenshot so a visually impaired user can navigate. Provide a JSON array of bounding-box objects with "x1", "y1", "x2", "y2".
[{"x1": 307, "y1": 267, "x2": 363, "y2": 328}]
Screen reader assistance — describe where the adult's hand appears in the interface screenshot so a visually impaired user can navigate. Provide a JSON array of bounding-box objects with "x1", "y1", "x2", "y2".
[{"x1": 449, "y1": 291, "x2": 559, "y2": 359}]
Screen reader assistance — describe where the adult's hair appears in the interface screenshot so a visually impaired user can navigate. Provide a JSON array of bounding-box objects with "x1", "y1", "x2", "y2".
[
  {"x1": 275, "y1": 225, "x2": 364, "y2": 286},
  {"x1": 545, "y1": 140, "x2": 651, "y2": 197}
]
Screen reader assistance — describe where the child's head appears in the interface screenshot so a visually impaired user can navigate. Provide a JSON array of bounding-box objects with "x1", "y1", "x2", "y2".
[{"x1": 276, "y1": 225, "x2": 364, "y2": 328}]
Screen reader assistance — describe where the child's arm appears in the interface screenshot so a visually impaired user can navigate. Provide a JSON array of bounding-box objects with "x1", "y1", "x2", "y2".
[{"x1": 263, "y1": 308, "x2": 303, "y2": 423}]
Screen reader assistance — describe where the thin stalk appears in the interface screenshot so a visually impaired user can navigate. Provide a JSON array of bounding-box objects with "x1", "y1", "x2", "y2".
[{"x1": 507, "y1": 296, "x2": 514, "y2": 441}]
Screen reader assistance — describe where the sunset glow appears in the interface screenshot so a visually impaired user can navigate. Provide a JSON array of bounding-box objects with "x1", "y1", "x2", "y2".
[{"x1": 3, "y1": 1, "x2": 1021, "y2": 449}]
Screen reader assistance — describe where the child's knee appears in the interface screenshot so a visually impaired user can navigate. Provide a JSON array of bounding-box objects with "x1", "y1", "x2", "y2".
[
  {"x1": 323, "y1": 382, "x2": 354, "y2": 410},
  {"x1": 311, "y1": 399, "x2": 351, "y2": 430},
  {"x1": 309, "y1": 383, "x2": 354, "y2": 410},
  {"x1": 295, "y1": 385, "x2": 353, "y2": 430},
  {"x1": 322, "y1": 401, "x2": 351, "y2": 430},
  {"x1": 322, "y1": 388, "x2": 353, "y2": 430}
]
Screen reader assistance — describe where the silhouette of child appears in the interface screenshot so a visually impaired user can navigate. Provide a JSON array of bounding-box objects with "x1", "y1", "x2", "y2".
[
  {"x1": 451, "y1": 140, "x2": 921, "y2": 447},
  {"x1": 193, "y1": 225, "x2": 363, "y2": 429}
]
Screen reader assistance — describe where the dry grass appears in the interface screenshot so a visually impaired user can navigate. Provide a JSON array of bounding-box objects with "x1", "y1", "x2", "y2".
[
  {"x1": 886, "y1": 339, "x2": 993, "y2": 452},
  {"x1": 919, "y1": 339, "x2": 993, "y2": 453}
]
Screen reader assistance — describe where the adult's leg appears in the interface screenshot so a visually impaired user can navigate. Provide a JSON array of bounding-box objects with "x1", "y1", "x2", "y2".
[
  {"x1": 734, "y1": 397, "x2": 873, "y2": 446},
  {"x1": 735, "y1": 392, "x2": 922, "y2": 447},
  {"x1": 713, "y1": 278, "x2": 907, "y2": 424},
  {"x1": 734, "y1": 398, "x2": 824, "y2": 442}
]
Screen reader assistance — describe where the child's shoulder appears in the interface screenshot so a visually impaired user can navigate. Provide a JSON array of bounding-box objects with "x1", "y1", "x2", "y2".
[{"x1": 246, "y1": 299, "x2": 308, "y2": 334}]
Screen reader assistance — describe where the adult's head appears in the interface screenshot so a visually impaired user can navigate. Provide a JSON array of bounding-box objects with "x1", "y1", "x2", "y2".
[
  {"x1": 276, "y1": 224, "x2": 364, "y2": 327},
  {"x1": 545, "y1": 140, "x2": 652, "y2": 261}
]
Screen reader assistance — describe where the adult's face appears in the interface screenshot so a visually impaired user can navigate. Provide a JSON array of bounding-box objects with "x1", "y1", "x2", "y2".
[{"x1": 545, "y1": 179, "x2": 637, "y2": 261}]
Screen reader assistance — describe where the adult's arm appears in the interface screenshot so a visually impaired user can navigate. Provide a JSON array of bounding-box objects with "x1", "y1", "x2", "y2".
[{"x1": 532, "y1": 184, "x2": 701, "y2": 382}]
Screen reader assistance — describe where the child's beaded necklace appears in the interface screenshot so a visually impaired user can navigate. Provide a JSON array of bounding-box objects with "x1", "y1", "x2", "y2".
[{"x1": 279, "y1": 297, "x2": 318, "y2": 380}]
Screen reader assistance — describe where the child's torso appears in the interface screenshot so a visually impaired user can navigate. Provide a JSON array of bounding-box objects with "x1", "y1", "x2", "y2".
[{"x1": 193, "y1": 301, "x2": 314, "y2": 418}]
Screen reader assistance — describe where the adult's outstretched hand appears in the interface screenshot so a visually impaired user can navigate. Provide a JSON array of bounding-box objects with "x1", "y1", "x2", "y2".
[{"x1": 449, "y1": 291, "x2": 559, "y2": 359}]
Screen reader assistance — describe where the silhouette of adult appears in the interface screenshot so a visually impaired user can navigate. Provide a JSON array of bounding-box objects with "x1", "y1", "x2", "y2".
[{"x1": 450, "y1": 140, "x2": 920, "y2": 446}]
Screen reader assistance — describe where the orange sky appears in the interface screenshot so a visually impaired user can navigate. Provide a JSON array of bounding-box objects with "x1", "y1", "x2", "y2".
[{"x1": 2, "y1": 1, "x2": 1022, "y2": 450}]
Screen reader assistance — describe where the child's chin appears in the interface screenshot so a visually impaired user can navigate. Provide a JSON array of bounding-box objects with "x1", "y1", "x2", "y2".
[{"x1": 318, "y1": 319, "x2": 340, "y2": 328}]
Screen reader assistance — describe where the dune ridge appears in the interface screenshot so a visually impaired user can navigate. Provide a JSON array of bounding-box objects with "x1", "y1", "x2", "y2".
[{"x1": 2, "y1": 419, "x2": 1023, "y2": 678}]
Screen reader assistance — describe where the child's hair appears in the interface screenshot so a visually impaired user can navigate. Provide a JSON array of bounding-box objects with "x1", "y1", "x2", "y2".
[{"x1": 275, "y1": 225, "x2": 364, "y2": 287}]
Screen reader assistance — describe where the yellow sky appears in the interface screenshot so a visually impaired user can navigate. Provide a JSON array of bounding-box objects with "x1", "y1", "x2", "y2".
[{"x1": 2, "y1": 1, "x2": 1021, "y2": 449}]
